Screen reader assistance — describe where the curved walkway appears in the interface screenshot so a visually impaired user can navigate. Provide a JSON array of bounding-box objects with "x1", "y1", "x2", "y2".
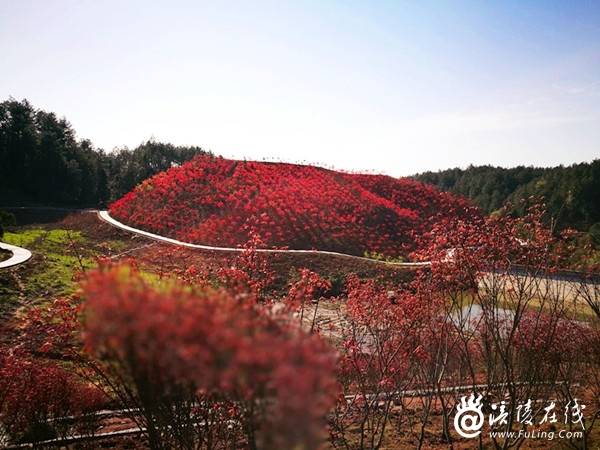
[
  {"x1": 98, "y1": 211, "x2": 430, "y2": 268},
  {"x1": 0, "y1": 242, "x2": 32, "y2": 269}
]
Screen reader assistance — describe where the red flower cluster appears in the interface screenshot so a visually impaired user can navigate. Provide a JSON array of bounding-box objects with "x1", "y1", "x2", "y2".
[{"x1": 109, "y1": 155, "x2": 473, "y2": 257}]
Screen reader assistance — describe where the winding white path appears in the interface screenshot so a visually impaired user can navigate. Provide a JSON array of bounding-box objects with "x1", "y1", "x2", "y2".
[
  {"x1": 0, "y1": 242, "x2": 32, "y2": 269},
  {"x1": 98, "y1": 211, "x2": 430, "y2": 268}
]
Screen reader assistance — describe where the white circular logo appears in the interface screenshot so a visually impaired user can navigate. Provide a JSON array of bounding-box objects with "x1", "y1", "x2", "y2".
[{"x1": 454, "y1": 394, "x2": 485, "y2": 439}]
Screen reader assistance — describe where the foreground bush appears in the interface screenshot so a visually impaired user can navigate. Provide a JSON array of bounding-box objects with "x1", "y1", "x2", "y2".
[
  {"x1": 0, "y1": 352, "x2": 106, "y2": 445},
  {"x1": 82, "y1": 264, "x2": 338, "y2": 450}
]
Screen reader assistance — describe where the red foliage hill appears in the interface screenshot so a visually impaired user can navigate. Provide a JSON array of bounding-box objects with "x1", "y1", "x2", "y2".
[{"x1": 109, "y1": 155, "x2": 475, "y2": 257}]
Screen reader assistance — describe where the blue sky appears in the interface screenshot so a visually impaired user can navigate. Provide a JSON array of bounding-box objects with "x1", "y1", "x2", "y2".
[{"x1": 1, "y1": 0, "x2": 599, "y2": 176}]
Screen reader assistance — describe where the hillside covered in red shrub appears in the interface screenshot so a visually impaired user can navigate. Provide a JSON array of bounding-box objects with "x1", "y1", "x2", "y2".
[{"x1": 109, "y1": 155, "x2": 475, "y2": 257}]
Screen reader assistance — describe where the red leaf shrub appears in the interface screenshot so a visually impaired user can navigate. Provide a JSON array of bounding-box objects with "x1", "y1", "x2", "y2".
[
  {"x1": 17, "y1": 298, "x2": 81, "y2": 358},
  {"x1": 286, "y1": 268, "x2": 331, "y2": 312},
  {"x1": 216, "y1": 233, "x2": 275, "y2": 299},
  {"x1": 513, "y1": 311, "x2": 593, "y2": 366},
  {"x1": 406, "y1": 204, "x2": 600, "y2": 446},
  {"x1": 81, "y1": 263, "x2": 338, "y2": 449},
  {"x1": 110, "y1": 156, "x2": 474, "y2": 258},
  {"x1": 0, "y1": 352, "x2": 106, "y2": 444},
  {"x1": 330, "y1": 275, "x2": 440, "y2": 448}
]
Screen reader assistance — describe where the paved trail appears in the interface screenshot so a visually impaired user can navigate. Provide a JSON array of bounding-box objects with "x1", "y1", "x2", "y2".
[
  {"x1": 98, "y1": 211, "x2": 430, "y2": 268},
  {"x1": 0, "y1": 242, "x2": 32, "y2": 269},
  {"x1": 0, "y1": 209, "x2": 430, "y2": 271}
]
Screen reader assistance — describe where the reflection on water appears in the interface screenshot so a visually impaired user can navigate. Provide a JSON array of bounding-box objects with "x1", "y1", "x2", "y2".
[{"x1": 452, "y1": 304, "x2": 514, "y2": 331}]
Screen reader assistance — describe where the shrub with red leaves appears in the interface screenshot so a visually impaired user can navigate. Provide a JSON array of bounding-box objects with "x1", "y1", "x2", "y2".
[
  {"x1": 81, "y1": 263, "x2": 338, "y2": 450},
  {"x1": 286, "y1": 268, "x2": 331, "y2": 331},
  {"x1": 327, "y1": 203, "x2": 600, "y2": 448},
  {"x1": 513, "y1": 311, "x2": 594, "y2": 374},
  {"x1": 330, "y1": 275, "x2": 437, "y2": 449},
  {"x1": 216, "y1": 233, "x2": 275, "y2": 299},
  {"x1": 17, "y1": 298, "x2": 81, "y2": 358},
  {"x1": 0, "y1": 352, "x2": 106, "y2": 445},
  {"x1": 407, "y1": 203, "x2": 600, "y2": 447}
]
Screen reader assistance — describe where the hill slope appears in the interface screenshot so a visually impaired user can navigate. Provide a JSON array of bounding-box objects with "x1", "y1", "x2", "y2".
[{"x1": 109, "y1": 156, "x2": 472, "y2": 258}]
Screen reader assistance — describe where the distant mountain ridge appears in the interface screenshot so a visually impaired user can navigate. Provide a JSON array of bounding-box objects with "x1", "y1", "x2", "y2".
[{"x1": 413, "y1": 160, "x2": 600, "y2": 232}]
